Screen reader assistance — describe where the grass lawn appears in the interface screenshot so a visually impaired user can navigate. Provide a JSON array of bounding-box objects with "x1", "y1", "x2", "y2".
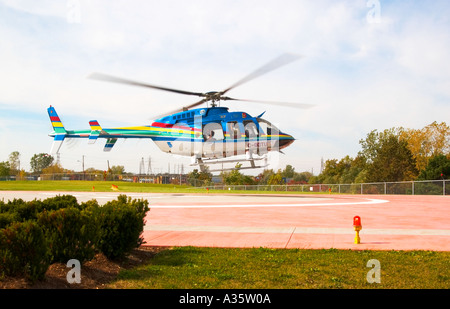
[
  {"x1": 0, "y1": 180, "x2": 327, "y2": 195},
  {"x1": 0, "y1": 180, "x2": 192, "y2": 192},
  {"x1": 109, "y1": 247, "x2": 450, "y2": 289}
]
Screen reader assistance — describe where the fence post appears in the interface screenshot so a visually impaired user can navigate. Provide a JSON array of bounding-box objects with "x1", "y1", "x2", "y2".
[
  {"x1": 444, "y1": 180, "x2": 446, "y2": 196},
  {"x1": 412, "y1": 181, "x2": 414, "y2": 195}
]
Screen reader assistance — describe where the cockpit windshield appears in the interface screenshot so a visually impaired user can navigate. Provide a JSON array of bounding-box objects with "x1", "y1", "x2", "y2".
[{"x1": 257, "y1": 118, "x2": 279, "y2": 136}]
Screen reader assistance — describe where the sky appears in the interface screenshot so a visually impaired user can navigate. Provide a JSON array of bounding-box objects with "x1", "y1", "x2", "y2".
[{"x1": 0, "y1": 0, "x2": 449, "y2": 175}]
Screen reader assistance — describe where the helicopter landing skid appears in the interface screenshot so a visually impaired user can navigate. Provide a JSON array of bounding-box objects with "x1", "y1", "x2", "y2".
[{"x1": 192, "y1": 156, "x2": 268, "y2": 173}]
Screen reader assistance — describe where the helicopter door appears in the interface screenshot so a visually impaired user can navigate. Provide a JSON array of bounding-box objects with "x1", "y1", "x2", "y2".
[
  {"x1": 202, "y1": 122, "x2": 224, "y2": 158},
  {"x1": 257, "y1": 118, "x2": 279, "y2": 154},
  {"x1": 224, "y1": 121, "x2": 245, "y2": 157},
  {"x1": 243, "y1": 120, "x2": 260, "y2": 155}
]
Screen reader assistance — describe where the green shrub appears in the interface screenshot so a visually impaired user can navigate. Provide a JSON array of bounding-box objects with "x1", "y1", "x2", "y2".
[
  {"x1": 0, "y1": 212, "x2": 20, "y2": 229},
  {"x1": 0, "y1": 198, "x2": 26, "y2": 214},
  {"x1": 0, "y1": 221, "x2": 50, "y2": 282},
  {"x1": 0, "y1": 198, "x2": 44, "y2": 222},
  {"x1": 41, "y1": 194, "x2": 80, "y2": 211},
  {"x1": 38, "y1": 206, "x2": 100, "y2": 264},
  {"x1": 0, "y1": 194, "x2": 150, "y2": 283},
  {"x1": 96, "y1": 195, "x2": 149, "y2": 260}
]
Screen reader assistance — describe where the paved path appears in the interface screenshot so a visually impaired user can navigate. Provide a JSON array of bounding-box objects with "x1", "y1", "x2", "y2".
[{"x1": 1, "y1": 191, "x2": 449, "y2": 251}]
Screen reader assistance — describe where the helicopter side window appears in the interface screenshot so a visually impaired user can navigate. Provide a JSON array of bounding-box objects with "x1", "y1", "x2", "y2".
[
  {"x1": 227, "y1": 121, "x2": 241, "y2": 139},
  {"x1": 257, "y1": 119, "x2": 279, "y2": 136},
  {"x1": 202, "y1": 122, "x2": 224, "y2": 142},
  {"x1": 243, "y1": 120, "x2": 258, "y2": 138}
]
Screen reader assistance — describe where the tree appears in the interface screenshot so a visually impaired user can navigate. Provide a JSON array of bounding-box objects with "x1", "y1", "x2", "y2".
[
  {"x1": 292, "y1": 171, "x2": 313, "y2": 184},
  {"x1": 187, "y1": 168, "x2": 212, "y2": 186},
  {"x1": 318, "y1": 159, "x2": 339, "y2": 184},
  {"x1": 110, "y1": 165, "x2": 126, "y2": 175},
  {"x1": 400, "y1": 121, "x2": 450, "y2": 171},
  {"x1": 424, "y1": 122, "x2": 450, "y2": 155},
  {"x1": 312, "y1": 156, "x2": 366, "y2": 184},
  {"x1": 8, "y1": 151, "x2": 20, "y2": 175},
  {"x1": 222, "y1": 163, "x2": 255, "y2": 185},
  {"x1": 358, "y1": 128, "x2": 419, "y2": 182},
  {"x1": 359, "y1": 128, "x2": 403, "y2": 164},
  {"x1": 365, "y1": 135, "x2": 418, "y2": 182},
  {"x1": 341, "y1": 155, "x2": 367, "y2": 184},
  {"x1": 30, "y1": 153, "x2": 54, "y2": 174},
  {"x1": 281, "y1": 165, "x2": 295, "y2": 179},
  {"x1": 418, "y1": 154, "x2": 450, "y2": 180},
  {"x1": 0, "y1": 161, "x2": 10, "y2": 177},
  {"x1": 255, "y1": 169, "x2": 275, "y2": 185},
  {"x1": 42, "y1": 163, "x2": 65, "y2": 174},
  {"x1": 267, "y1": 169, "x2": 285, "y2": 185}
]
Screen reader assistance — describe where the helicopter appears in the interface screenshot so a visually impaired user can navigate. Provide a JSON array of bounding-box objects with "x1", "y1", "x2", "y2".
[{"x1": 48, "y1": 53, "x2": 313, "y2": 172}]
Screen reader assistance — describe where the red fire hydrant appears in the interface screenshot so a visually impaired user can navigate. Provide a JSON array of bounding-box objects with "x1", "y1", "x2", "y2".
[{"x1": 353, "y1": 216, "x2": 362, "y2": 244}]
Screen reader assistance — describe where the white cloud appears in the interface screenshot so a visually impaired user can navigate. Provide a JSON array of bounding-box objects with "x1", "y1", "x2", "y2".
[{"x1": 0, "y1": 0, "x2": 449, "y2": 174}]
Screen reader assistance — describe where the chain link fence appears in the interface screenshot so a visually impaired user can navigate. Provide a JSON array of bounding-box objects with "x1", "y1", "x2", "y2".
[
  {"x1": 203, "y1": 179, "x2": 449, "y2": 195},
  {"x1": 1, "y1": 173, "x2": 448, "y2": 195},
  {"x1": 0, "y1": 173, "x2": 188, "y2": 184}
]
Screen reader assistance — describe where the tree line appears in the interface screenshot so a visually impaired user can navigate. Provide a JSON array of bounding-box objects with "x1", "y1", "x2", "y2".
[
  {"x1": 187, "y1": 163, "x2": 313, "y2": 187},
  {"x1": 312, "y1": 121, "x2": 449, "y2": 184},
  {"x1": 0, "y1": 152, "x2": 127, "y2": 178}
]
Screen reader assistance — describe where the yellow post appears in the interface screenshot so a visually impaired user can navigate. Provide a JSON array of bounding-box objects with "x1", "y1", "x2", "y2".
[
  {"x1": 354, "y1": 226, "x2": 361, "y2": 244},
  {"x1": 353, "y1": 216, "x2": 362, "y2": 244}
]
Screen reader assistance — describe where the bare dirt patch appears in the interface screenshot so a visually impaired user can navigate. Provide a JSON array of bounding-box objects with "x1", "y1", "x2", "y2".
[{"x1": 0, "y1": 246, "x2": 166, "y2": 289}]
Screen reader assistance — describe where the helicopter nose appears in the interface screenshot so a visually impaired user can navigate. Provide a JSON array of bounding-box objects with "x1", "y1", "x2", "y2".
[{"x1": 279, "y1": 133, "x2": 295, "y2": 149}]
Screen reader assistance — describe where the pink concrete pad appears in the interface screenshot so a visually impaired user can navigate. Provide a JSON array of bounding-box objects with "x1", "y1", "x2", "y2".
[
  {"x1": 1, "y1": 191, "x2": 448, "y2": 251},
  {"x1": 143, "y1": 230, "x2": 292, "y2": 248},
  {"x1": 142, "y1": 194, "x2": 450, "y2": 251}
]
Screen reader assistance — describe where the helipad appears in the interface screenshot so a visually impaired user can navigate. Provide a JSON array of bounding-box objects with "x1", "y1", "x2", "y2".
[{"x1": 1, "y1": 191, "x2": 449, "y2": 251}]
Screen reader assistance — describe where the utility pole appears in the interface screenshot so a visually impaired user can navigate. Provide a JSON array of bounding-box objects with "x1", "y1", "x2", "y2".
[
  {"x1": 82, "y1": 155, "x2": 85, "y2": 180},
  {"x1": 147, "y1": 156, "x2": 152, "y2": 175},
  {"x1": 139, "y1": 157, "x2": 145, "y2": 175}
]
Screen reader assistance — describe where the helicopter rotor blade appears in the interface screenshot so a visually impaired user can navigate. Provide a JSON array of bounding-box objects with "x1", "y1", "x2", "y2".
[
  {"x1": 150, "y1": 98, "x2": 210, "y2": 120},
  {"x1": 223, "y1": 97, "x2": 315, "y2": 109},
  {"x1": 88, "y1": 72, "x2": 206, "y2": 97},
  {"x1": 220, "y1": 53, "x2": 303, "y2": 95}
]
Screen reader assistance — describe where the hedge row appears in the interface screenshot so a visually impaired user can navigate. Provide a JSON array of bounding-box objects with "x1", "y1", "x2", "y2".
[{"x1": 0, "y1": 194, "x2": 149, "y2": 282}]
